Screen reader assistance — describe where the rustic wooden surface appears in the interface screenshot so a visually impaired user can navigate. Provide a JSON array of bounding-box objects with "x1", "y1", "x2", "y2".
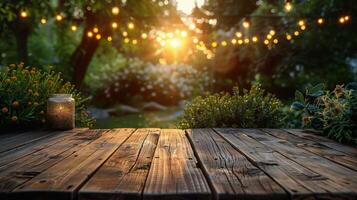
[{"x1": 0, "y1": 128, "x2": 356, "y2": 200}]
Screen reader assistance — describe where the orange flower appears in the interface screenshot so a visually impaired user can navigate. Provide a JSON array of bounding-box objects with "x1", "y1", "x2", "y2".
[
  {"x1": 11, "y1": 116, "x2": 18, "y2": 122},
  {"x1": 2, "y1": 107, "x2": 8, "y2": 113},
  {"x1": 10, "y1": 76, "x2": 17, "y2": 81},
  {"x1": 12, "y1": 101, "x2": 20, "y2": 109}
]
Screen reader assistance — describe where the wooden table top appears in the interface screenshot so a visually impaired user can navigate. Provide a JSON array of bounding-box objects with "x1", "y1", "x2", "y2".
[{"x1": 0, "y1": 128, "x2": 356, "y2": 200}]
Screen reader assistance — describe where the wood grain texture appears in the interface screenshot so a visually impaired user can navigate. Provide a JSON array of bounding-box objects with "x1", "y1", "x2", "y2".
[
  {"x1": 144, "y1": 129, "x2": 211, "y2": 200},
  {"x1": 0, "y1": 129, "x2": 103, "y2": 194},
  {"x1": 263, "y1": 129, "x2": 357, "y2": 171},
  {"x1": 11, "y1": 128, "x2": 135, "y2": 200},
  {"x1": 187, "y1": 129, "x2": 287, "y2": 200},
  {"x1": 79, "y1": 128, "x2": 160, "y2": 200},
  {"x1": 241, "y1": 129, "x2": 357, "y2": 198},
  {"x1": 216, "y1": 128, "x2": 356, "y2": 199}
]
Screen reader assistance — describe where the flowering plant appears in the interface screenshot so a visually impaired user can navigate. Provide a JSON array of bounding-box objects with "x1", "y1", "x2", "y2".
[{"x1": 0, "y1": 63, "x2": 95, "y2": 130}]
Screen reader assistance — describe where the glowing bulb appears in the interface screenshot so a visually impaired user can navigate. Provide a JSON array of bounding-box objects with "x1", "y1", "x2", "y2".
[
  {"x1": 273, "y1": 39, "x2": 278, "y2": 44},
  {"x1": 285, "y1": 2, "x2": 292, "y2": 12},
  {"x1": 243, "y1": 21, "x2": 250, "y2": 28},
  {"x1": 211, "y1": 42, "x2": 217, "y2": 47},
  {"x1": 127, "y1": 22, "x2": 134, "y2": 29},
  {"x1": 238, "y1": 39, "x2": 243, "y2": 45},
  {"x1": 317, "y1": 18, "x2": 324, "y2": 24},
  {"x1": 160, "y1": 41, "x2": 166, "y2": 46},
  {"x1": 132, "y1": 39, "x2": 138, "y2": 45},
  {"x1": 193, "y1": 38, "x2": 199, "y2": 44},
  {"x1": 122, "y1": 31, "x2": 128, "y2": 37},
  {"x1": 298, "y1": 20, "x2": 305, "y2": 26},
  {"x1": 20, "y1": 11, "x2": 28, "y2": 18},
  {"x1": 107, "y1": 36, "x2": 112, "y2": 42},
  {"x1": 221, "y1": 41, "x2": 227, "y2": 46},
  {"x1": 87, "y1": 31, "x2": 93, "y2": 38},
  {"x1": 231, "y1": 38, "x2": 237, "y2": 44},
  {"x1": 112, "y1": 7, "x2": 120, "y2": 15},
  {"x1": 56, "y1": 14, "x2": 63, "y2": 21},
  {"x1": 244, "y1": 38, "x2": 250, "y2": 44},
  {"x1": 95, "y1": 34, "x2": 101, "y2": 40},
  {"x1": 294, "y1": 31, "x2": 300, "y2": 36},
  {"x1": 112, "y1": 22, "x2": 118, "y2": 29},
  {"x1": 141, "y1": 33, "x2": 148, "y2": 39},
  {"x1": 270, "y1": 30, "x2": 276, "y2": 36},
  {"x1": 286, "y1": 34, "x2": 292, "y2": 40},
  {"x1": 124, "y1": 38, "x2": 130, "y2": 43},
  {"x1": 40, "y1": 18, "x2": 47, "y2": 24},
  {"x1": 71, "y1": 25, "x2": 77, "y2": 31},
  {"x1": 267, "y1": 34, "x2": 272, "y2": 40},
  {"x1": 252, "y1": 36, "x2": 258, "y2": 43},
  {"x1": 339, "y1": 17, "x2": 345, "y2": 24},
  {"x1": 189, "y1": 24, "x2": 196, "y2": 30},
  {"x1": 344, "y1": 15, "x2": 350, "y2": 21},
  {"x1": 264, "y1": 39, "x2": 269, "y2": 45},
  {"x1": 93, "y1": 27, "x2": 99, "y2": 33},
  {"x1": 300, "y1": 25, "x2": 306, "y2": 30},
  {"x1": 235, "y1": 32, "x2": 242, "y2": 38},
  {"x1": 180, "y1": 31, "x2": 188, "y2": 37},
  {"x1": 169, "y1": 39, "x2": 181, "y2": 48}
]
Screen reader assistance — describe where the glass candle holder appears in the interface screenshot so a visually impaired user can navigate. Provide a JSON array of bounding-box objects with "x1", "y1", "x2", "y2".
[{"x1": 47, "y1": 94, "x2": 75, "y2": 130}]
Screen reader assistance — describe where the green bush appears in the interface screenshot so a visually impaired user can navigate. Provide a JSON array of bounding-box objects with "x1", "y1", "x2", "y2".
[
  {"x1": 178, "y1": 84, "x2": 284, "y2": 128},
  {"x1": 291, "y1": 83, "x2": 357, "y2": 144},
  {"x1": 0, "y1": 63, "x2": 95, "y2": 130}
]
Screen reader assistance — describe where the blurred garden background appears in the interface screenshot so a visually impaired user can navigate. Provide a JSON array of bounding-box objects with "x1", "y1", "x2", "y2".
[{"x1": 0, "y1": 1, "x2": 356, "y2": 143}]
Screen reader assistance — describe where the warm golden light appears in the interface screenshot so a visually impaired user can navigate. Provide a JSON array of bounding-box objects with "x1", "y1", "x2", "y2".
[
  {"x1": 180, "y1": 31, "x2": 188, "y2": 37},
  {"x1": 235, "y1": 32, "x2": 242, "y2": 38},
  {"x1": 160, "y1": 41, "x2": 166, "y2": 46},
  {"x1": 141, "y1": 33, "x2": 148, "y2": 39},
  {"x1": 238, "y1": 39, "x2": 243, "y2": 45},
  {"x1": 193, "y1": 38, "x2": 199, "y2": 44},
  {"x1": 273, "y1": 39, "x2": 278, "y2": 44},
  {"x1": 243, "y1": 21, "x2": 250, "y2": 28},
  {"x1": 221, "y1": 41, "x2": 227, "y2": 46},
  {"x1": 344, "y1": 15, "x2": 350, "y2": 21},
  {"x1": 317, "y1": 18, "x2": 324, "y2": 24},
  {"x1": 252, "y1": 36, "x2": 258, "y2": 43},
  {"x1": 270, "y1": 30, "x2": 276, "y2": 36},
  {"x1": 169, "y1": 38, "x2": 182, "y2": 48},
  {"x1": 294, "y1": 31, "x2": 300, "y2": 36},
  {"x1": 300, "y1": 25, "x2": 306, "y2": 30},
  {"x1": 124, "y1": 38, "x2": 130, "y2": 43},
  {"x1": 95, "y1": 34, "x2": 101, "y2": 40},
  {"x1": 87, "y1": 31, "x2": 93, "y2": 38},
  {"x1": 231, "y1": 38, "x2": 237, "y2": 44},
  {"x1": 112, "y1": 22, "x2": 118, "y2": 29},
  {"x1": 20, "y1": 11, "x2": 28, "y2": 18},
  {"x1": 122, "y1": 31, "x2": 128, "y2": 37},
  {"x1": 40, "y1": 18, "x2": 47, "y2": 24},
  {"x1": 286, "y1": 34, "x2": 292, "y2": 40},
  {"x1": 56, "y1": 14, "x2": 63, "y2": 21},
  {"x1": 267, "y1": 34, "x2": 272, "y2": 40},
  {"x1": 93, "y1": 27, "x2": 99, "y2": 33},
  {"x1": 211, "y1": 41, "x2": 217, "y2": 47},
  {"x1": 112, "y1": 6, "x2": 120, "y2": 15},
  {"x1": 107, "y1": 36, "x2": 112, "y2": 42},
  {"x1": 128, "y1": 22, "x2": 135, "y2": 29},
  {"x1": 71, "y1": 25, "x2": 77, "y2": 31},
  {"x1": 264, "y1": 39, "x2": 269, "y2": 45},
  {"x1": 298, "y1": 20, "x2": 305, "y2": 26},
  {"x1": 285, "y1": 2, "x2": 292, "y2": 12},
  {"x1": 132, "y1": 39, "x2": 138, "y2": 45},
  {"x1": 244, "y1": 38, "x2": 250, "y2": 44}
]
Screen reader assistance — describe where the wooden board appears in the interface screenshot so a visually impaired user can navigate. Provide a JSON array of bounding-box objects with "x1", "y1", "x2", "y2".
[
  {"x1": 0, "y1": 129, "x2": 104, "y2": 194},
  {"x1": 10, "y1": 128, "x2": 135, "y2": 200},
  {"x1": 143, "y1": 129, "x2": 211, "y2": 200},
  {"x1": 79, "y1": 128, "x2": 160, "y2": 200},
  {"x1": 186, "y1": 129, "x2": 287, "y2": 200},
  {"x1": 263, "y1": 129, "x2": 357, "y2": 171},
  {"x1": 241, "y1": 129, "x2": 357, "y2": 198},
  {"x1": 216, "y1": 128, "x2": 356, "y2": 199}
]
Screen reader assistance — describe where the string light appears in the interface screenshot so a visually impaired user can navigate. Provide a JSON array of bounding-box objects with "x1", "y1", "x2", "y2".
[
  {"x1": 269, "y1": 30, "x2": 276, "y2": 36},
  {"x1": 243, "y1": 21, "x2": 250, "y2": 28},
  {"x1": 286, "y1": 34, "x2": 292, "y2": 40},
  {"x1": 141, "y1": 33, "x2": 148, "y2": 39},
  {"x1": 298, "y1": 20, "x2": 305, "y2": 26},
  {"x1": 235, "y1": 32, "x2": 242, "y2": 38},
  {"x1": 294, "y1": 31, "x2": 300, "y2": 36},
  {"x1": 264, "y1": 39, "x2": 269, "y2": 45},
  {"x1": 180, "y1": 31, "x2": 188, "y2": 37},
  {"x1": 339, "y1": 15, "x2": 350, "y2": 24},
  {"x1": 300, "y1": 25, "x2": 306, "y2": 30},
  {"x1": 221, "y1": 40, "x2": 227, "y2": 46},
  {"x1": 95, "y1": 34, "x2": 101, "y2": 40},
  {"x1": 71, "y1": 25, "x2": 77, "y2": 31},
  {"x1": 107, "y1": 36, "x2": 112, "y2": 42},
  {"x1": 317, "y1": 18, "x2": 324, "y2": 24},
  {"x1": 285, "y1": 1, "x2": 293, "y2": 12},
  {"x1": 244, "y1": 38, "x2": 250, "y2": 44},
  {"x1": 132, "y1": 39, "x2": 138, "y2": 45},
  {"x1": 128, "y1": 22, "x2": 134, "y2": 29},
  {"x1": 112, "y1": 6, "x2": 120, "y2": 15},
  {"x1": 193, "y1": 38, "x2": 199, "y2": 43},
  {"x1": 55, "y1": 14, "x2": 63, "y2": 21},
  {"x1": 211, "y1": 41, "x2": 217, "y2": 48},
  {"x1": 273, "y1": 39, "x2": 279, "y2": 44},
  {"x1": 122, "y1": 31, "x2": 128, "y2": 37},
  {"x1": 20, "y1": 10, "x2": 28, "y2": 18},
  {"x1": 267, "y1": 34, "x2": 272, "y2": 40},
  {"x1": 124, "y1": 38, "x2": 130, "y2": 43},
  {"x1": 87, "y1": 31, "x2": 93, "y2": 38},
  {"x1": 93, "y1": 27, "x2": 99, "y2": 33},
  {"x1": 252, "y1": 36, "x2": 258, "y2": 43},
  {"x1": 231, "y1": 38, "x2": 237, "y2": 44},
  {"x1": 40, "y1": 18, "x2": 47, "y2": 24},
  {"x1": 112, "y1": 22, "x2": 118, "y2": 29},
  {"x1": 238, "y1": 39, "x2": 243, "y2": 45}
]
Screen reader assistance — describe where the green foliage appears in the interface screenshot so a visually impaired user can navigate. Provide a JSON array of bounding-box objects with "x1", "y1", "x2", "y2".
[
  {"x1": 178, "y1": 84, "x2": 284, "y2": 129},
  {"x1": 0, "y1": 63, "x2": 95, "y2": 130},
  {"x1": 291, "y1": 83, "x2": 357, "y2": 144}
]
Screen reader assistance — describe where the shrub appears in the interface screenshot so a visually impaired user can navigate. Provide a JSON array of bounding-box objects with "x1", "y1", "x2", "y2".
[
  {"x1": 88, "y1": 58, "x2": 211, "y2": 105},
  {"x1": 291, "y1": 83, "x2": 357, "y2": 144},
  {"x1": 0, "y1": 63, "x2": 95, "y2": 130},
  {"x1": 178, "y1": 84, "x2": 284, "y2": 128}
]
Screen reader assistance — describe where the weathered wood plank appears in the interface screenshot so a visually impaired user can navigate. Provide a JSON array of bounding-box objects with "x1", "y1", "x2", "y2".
[
  {"x1": 0, "y1": 129, "x2": 104, "y2": 194},
  {"x1": 241, "y1": 129, "x2": 357, "y2": 197},
  {"x1": 0, "y1": 130, "x2": 53, "y2": 153},
  {"x1": 263, "y1": 129, "x2": 357, "y2": 171},
  {"x1": 144, "y1": 129, "x2": 211, "y2": 200},
  {"x1": 79, "y1": 128, "x2": 160, "y2": 200},
  {"x1": 284, "y1": 129, "x2": 357, "y2": 157},
  {"x1": 10, "y1": 128, "x2": 135, "y2": 200},
  {"x1": 187, "y1": 129, "x2": 287, "y2": 200},
  {"x1": 0, "y1": 129, "x2": 88, "y2": 167},
  {"x1": 216, "y1": 128, "x2": 356, "y2": 199}
]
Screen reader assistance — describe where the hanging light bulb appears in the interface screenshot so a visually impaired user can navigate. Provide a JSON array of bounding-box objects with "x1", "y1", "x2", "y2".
[
  {"x1": 71, "y1": 25, "x2": 77, "y2": 31},
  {"x1": 55, "y1": 14, "x2": 63, "y2": 21},
  {"x1": 298, "y1": 20, "x2": 305, "y2": 26},
  {"x1": 231, "y1": 38, "x2": 237, "y2": 44},
  {"x1": 235, "y1": 32, "x2": 242, "y2": 38},
  {"x1": 40, "y1": 18, "x2": 47, "y2": 24},
  {"x1": 95, "y1": 34, "x2": 101, "y2": 40},
  {"x1": 243, "y1": 21, "x2": 250, "y2": 28},
  {"x1": 87, "y1": 31, "x2": 93, "y2": 38},
  {"x1": 294, "y1": 31, "x2": 300, "y2": 36},
  {"x1": 284, "y1": 0, "x2": 293, "y2": 12},
  {"x1": 286, "y1": 34, "x2": 292, "y2": 40},
  {"x1": 211, "y1": 41, "x2": 217, "y2": 47},
  {"x1": 252, "y1": 36, "x2": 258, "y2": 43},
  {"x1": 112, "y1": 6, "x2": 120, "y2": 15},
  {"x1": 107, "y1": 36, "x2": 112, "y2": 42},
  {"x1": 93, "y1": 27, "x2": 99, "y2": 33},
  {"x1": 264, "y1": 39, "x2": 269, "y2": 45},
  {"x1": 141, "y1": 33, "x2": 148, "y2": 39},
  {"x1": 124, "y1": 38, "x2": 130, "y2": 44},
  {"x1": 127, "y1": 22, "x2": 134, "y2": 29},
  {"x1": 273, "y1": 39, "x2": 279, "y2": 44},
  {"x1": 221, "y1": 40, "x2": 227, "y2": 46},
  {"x1": 20, "y1": 10, "x2": 28, "y2": 18},
  {"x1": 132, "y1": 39, "x2": 138, "y2": 45},
  {"x1": 238, "y1": 39, "x2": 243, "y2": 45},
  {"x1": 317, "y1": 18, "x2": 324, "y2": 25},
  {"x1": 122, "y1": 31, "x2": 128, "y2": 37},
  {"x1": 112, "y1": 22, "x2": 118, "y2": 29}
]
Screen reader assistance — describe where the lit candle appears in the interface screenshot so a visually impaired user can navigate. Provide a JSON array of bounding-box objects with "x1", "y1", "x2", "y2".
[{"x1": 47, "y1": 94, "x2": 75, "y2": 130}]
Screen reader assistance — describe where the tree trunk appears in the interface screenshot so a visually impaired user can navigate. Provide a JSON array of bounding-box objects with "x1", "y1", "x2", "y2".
[{"x1": 70, "y1": 26, "x2": 100, "y2": 89}]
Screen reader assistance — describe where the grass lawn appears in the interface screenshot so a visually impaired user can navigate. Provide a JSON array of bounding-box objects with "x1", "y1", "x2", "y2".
[{"x1": 94, "y1": 106, "x2": 181, "y2": 128}]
